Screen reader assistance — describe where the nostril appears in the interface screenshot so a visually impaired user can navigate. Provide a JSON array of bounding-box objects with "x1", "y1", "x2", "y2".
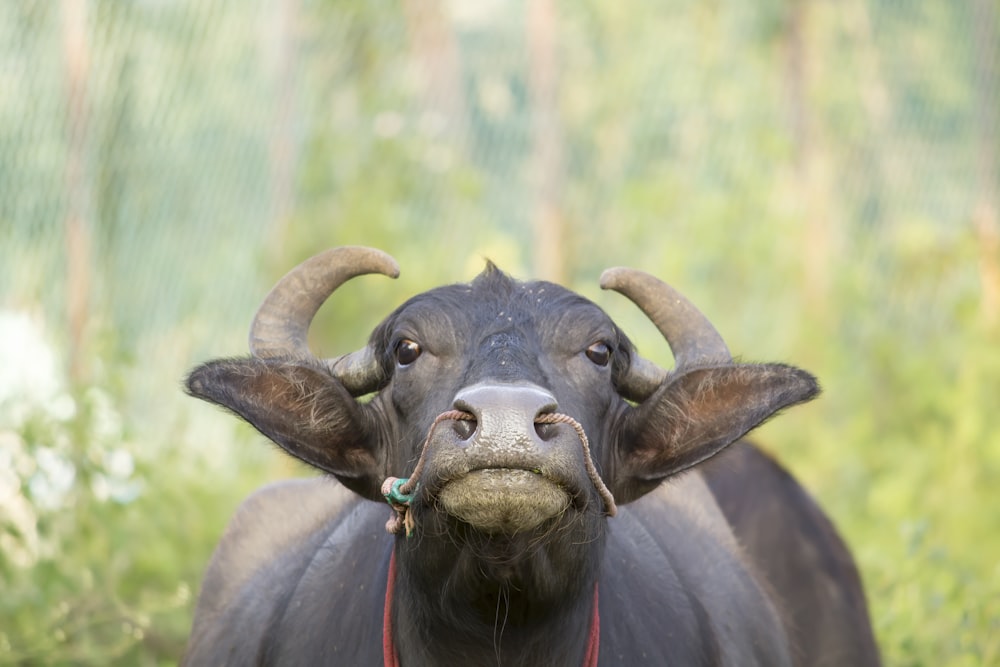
[
  {"x1": 452, "y1": 417, "x2": 477, "y2": 441},
  {"x1": 534, "y1": 421, "x2": 559, "y2": 441}
]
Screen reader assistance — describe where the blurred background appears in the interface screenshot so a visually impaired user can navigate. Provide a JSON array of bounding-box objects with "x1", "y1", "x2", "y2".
[{"x1": 1, "y1": 0, "x2": 997, "y2": 664}]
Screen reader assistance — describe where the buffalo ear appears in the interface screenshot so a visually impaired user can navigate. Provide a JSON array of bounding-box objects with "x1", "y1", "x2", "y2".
[
  {"x1": 185, "y1": 358, "x2": 385, "y2": 500},
  {"x1": 613, "y1": 363, "x2": 819, "y2": 503}
]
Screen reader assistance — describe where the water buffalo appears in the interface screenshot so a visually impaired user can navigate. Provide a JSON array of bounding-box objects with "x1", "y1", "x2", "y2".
[{"x1": 183, "y1": 246, "x2": 880, "y2": 666}]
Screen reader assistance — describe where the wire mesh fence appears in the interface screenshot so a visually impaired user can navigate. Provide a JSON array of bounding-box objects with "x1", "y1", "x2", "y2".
[{"x1": 0, "y1": 1, "x2": 997, "y2": 663}]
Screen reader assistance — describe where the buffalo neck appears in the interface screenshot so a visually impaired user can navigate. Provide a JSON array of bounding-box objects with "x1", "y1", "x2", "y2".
[{"x1": 389, "y1": 521, "x2": 604, "y2": 667}]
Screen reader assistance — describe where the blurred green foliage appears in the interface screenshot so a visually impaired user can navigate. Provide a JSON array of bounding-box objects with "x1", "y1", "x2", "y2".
[{"x1": 1, "y1": 0, "x2": 998, "y2": 664}]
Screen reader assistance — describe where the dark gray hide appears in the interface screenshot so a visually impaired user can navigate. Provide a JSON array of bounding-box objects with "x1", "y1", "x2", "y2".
[{"x1": 182, "y1": 246, "x2": 880, "y2": 666}]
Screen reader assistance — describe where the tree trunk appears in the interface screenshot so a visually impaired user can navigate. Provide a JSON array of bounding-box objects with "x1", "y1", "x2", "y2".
[
  {"x1": 972, "y1": 0, "x2": 999, "y2": 327},
  {"x1": 400, "y1": 0, "x2": 466, "y2": 141},
  {"x1": 62, "y1": 0, "x2": 91, "y2": 384},
  {"x1": 267, "y1": 0, "x2": 300, "y2": 254},
  {"x1": 526, "y1": 0, "x2": 566, "y2": 284},
  {"x1": 785, "y1": 0, "x2": 831, "y2": 312}
]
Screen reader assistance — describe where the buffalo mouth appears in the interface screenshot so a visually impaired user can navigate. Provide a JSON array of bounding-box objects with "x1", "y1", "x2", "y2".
[{"x1": 436, "y1": 468, "x2": 571, "y2": 535}]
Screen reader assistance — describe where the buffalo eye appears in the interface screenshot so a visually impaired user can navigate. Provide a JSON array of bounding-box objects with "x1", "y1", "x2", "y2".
[
  {"x1": 585, "y1": 342, "x2": 612, "y2": 367},
  {"x1": 395, "y1": 339, "x2": 422, "y2": 366}
]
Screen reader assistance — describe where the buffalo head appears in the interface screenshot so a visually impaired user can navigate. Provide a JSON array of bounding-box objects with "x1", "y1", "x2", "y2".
[{"x1": 186, "y1": 246, "x2": 818, "y2": 614}]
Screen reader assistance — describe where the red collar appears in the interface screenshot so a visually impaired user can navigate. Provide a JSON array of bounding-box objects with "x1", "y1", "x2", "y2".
[{"x1": 383, "y1": 551, "x2": 600, "y2": 667}]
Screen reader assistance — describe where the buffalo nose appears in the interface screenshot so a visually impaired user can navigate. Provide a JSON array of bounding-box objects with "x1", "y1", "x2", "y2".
[{"x1": 452, "y1": 383, "x2": 559, "y2": 447}]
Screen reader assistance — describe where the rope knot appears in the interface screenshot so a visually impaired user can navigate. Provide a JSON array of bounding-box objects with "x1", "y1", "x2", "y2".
[
  {"x1": 383, "y1": 477, "x2": 417, "y2": 505},
  {"x1": 382, "y1": 476, "x2": 418, "y2": 537}
]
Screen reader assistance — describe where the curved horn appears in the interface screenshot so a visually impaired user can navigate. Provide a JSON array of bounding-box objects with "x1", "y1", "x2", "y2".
[
  {"x1": 249, "y1": 246, "x2": 400, "y2": 395},
  {"x1": 600, "y1": 267, "x2": 731, "y2": 401}
]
